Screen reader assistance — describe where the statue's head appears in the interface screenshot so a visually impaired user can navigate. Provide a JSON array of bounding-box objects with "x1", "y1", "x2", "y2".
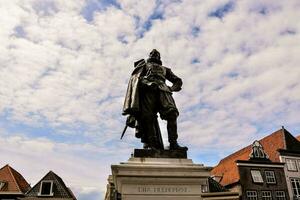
[{"x1": 147, "y1": 49, "x2": 162, "y2": 65}]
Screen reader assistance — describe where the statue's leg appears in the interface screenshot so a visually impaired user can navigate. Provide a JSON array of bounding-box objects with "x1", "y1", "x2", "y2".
[
  {"x1": 159, "y1": 92, "x2": 187, "y2": 150},
  {"x1": 166, "y1": 113, "x2": 178, "y2": 144},
  {"x1": 166, "y1": 113, "x2": 187, "y2": 150},
  {"x1": 140, "y1": 88, "x2": 162, "y2": 149},
  {"x1": 141, "y1": 115, "x2": 160, "y2": 149}
]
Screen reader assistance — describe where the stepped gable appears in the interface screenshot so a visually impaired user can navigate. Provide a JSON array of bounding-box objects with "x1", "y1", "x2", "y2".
[
  {"x1": 211, "y1": 127, "x2": 296, "y2": 186},
  {"x1": 0, "y1": 164, "x2": 31, "y2": 193},
  {"x1": 24, "y1": 170, "x2": 76, "y2": 200}
]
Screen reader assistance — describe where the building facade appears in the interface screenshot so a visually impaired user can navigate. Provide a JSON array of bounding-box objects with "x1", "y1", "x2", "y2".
[
  {"x1": 212, "y1": 127, "x2": 300, "y2": 199},
  {"x1": 278, "y1": 150, "x2": 300, "y2": 198},
  {"x1": 237, "y1": 160, "x2": 288, "y2": 199},
  {"x1": 236, "y1": 141, "x2": 289, "y2": 200}
]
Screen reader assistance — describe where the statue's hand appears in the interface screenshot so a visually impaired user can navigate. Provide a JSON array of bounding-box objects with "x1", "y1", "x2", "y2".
[
  {"x1": 149, "y1": 82, "x2": 158, "y2": 91},
  {"x1": 170, "y1": 85, "x2": 181, "y2": 92}
]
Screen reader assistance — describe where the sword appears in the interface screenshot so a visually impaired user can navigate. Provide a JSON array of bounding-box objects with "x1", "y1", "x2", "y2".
[
  {"x1": 120, "y1": 115, "x2": 136, "y2": 140},
  {"x1": 120, "y1": 125, "x2": 128, "y2": 140}
]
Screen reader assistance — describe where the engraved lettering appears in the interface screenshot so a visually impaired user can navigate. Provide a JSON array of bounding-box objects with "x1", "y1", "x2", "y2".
[
  {"x1": 139, "y1": 186, "x2": 188, "y2": 193},
  {"x1": 138, "y1": 187, "x2": 151, "y2": 193}
]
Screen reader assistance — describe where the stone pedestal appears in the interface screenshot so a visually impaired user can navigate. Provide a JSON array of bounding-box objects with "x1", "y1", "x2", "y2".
[
  {"x1": 111, "y1": 157, "x2": 211, "y2": 200},
  {"x1": 133, "y1": 148, "x2": 187, "y2": 158}
]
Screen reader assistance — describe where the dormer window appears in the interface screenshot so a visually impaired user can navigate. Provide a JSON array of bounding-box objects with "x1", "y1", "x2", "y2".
[
  {"x1": 38, "y1": 180, "x2": 54, "y2": 196},
  {"x1": 0, "y1": 181, "x2": 6, "y2": 190}
]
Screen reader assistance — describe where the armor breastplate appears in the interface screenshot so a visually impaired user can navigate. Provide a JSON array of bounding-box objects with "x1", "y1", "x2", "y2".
[{"x1": 145, "y1": 63, "x2": 166, "y2": 81}]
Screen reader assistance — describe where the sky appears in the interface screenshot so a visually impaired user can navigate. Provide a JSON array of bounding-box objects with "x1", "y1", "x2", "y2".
[{"x1": 0, "y1": 0, "x2": 299, "y2": 199}]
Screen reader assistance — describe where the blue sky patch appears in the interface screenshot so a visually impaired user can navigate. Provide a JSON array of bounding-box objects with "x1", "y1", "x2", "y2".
[
  {"x1": 191, "y1": 58, "x2": 200, "y2": 64},
  {"x1": 32, "y1": 0, "x2": 58, "y2": 16},
  {"x1": 136, "y1": 1, "x2": 164, "y2": 38},
  {"x1": 280, "y1": 29, "x2": 297, "y2": 35},
  {"x1": 191, "y1": 26, "x2": 201, "y2": 37},
  {"x1": 13, "y1": 26, "x2": 26, "y2": 38},
  {"x1": 0, "y1": 109, "x2": 93, "y2": 144},
  {"x1": 81, "y1": 0, "x2": 121, "y2": 22},
  {"x1": 208, "y1": 1, "x2": 235, "y2": 19},
  {"x1": 258, "y1": 7, "x2": 268, "y2": 15},
  {"x1": 227, "y1": 72, "x2": 239, "y2": 78},
  {"x1": 117, "y1": 35, "x2": 128, "y2": 44},
  {"x1": 240, "y1": 43, "x2": 253, "y2": 56}
]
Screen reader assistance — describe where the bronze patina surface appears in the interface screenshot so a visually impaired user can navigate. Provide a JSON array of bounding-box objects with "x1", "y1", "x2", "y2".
[{"x1": 123, "y1": 49, "x2": 187, "y2": 154}]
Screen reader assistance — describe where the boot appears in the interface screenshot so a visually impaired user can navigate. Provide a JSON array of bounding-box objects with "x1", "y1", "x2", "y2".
[
  {"x1": 169, "y1": 141, "x2": 188, "y2": 150},
  {"x1": 143, "y1": 143, "x2": 149, "y2": 149},
  {"x1": 143, "y1": 143, "x2": 159, "y2": 151}
]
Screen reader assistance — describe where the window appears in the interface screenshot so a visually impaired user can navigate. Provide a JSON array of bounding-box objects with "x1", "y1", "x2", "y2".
[
  {"x1": 38, "y1": 181, "x2": 54, "y2": 196},
  {"x1": 251, "y1": 170, "x2": 263, "y2": 183},
  {"x1": 286, "y1": 159, "x2": 297, "y2": 171},
  {"x1": 265, "y1": 171, "x2": 276, "y2": 184},
  {"x1": 291, "y1": 178, "x2": 300, "y2": 198},
  {"x1": 0, "y1": 181, "x2": 6, "y2": 190},
  {"x1": 262, "y1": 191, "x2": 272, "y2": 200},
  {"x1": 246, "y1": 191, "x2": 258, "y2": 200},
  {"x1": 275, "y1": 191, "x2": 286, "y2": 200}
]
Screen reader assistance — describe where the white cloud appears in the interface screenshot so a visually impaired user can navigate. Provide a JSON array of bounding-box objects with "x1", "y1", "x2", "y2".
[
  {"x1": 0, "y1": 130, "x2": 132, "y2": 199},
  {"x1": 0, "y1": 0, "x2": 300, "y2": 199}
]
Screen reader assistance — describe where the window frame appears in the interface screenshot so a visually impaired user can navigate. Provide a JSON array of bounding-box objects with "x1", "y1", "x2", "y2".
[
  {"x1": 298, "y1": 160, "x2": 300, "y2": 170},
  {"x1": 262, "y1": 191, "x2": 272, "y2": 200},
  {"x1": 0, "y1": 181, "x2": 6, "y2": 190},
  {"x1": 275, "y1": 191, "x2": 286, "y2": 200},
  {"x1": 38, "y1": 180, "x2": 54, "y2": 196},
  {"x1": 250, "y1": 170, "x2": 264, "y2": 183},
  {"x1": 265, "y1": 170, "x2": 276, "y2": 184},
  {"x1": 246, "y1": 190, "x2": 258, "y2": 200},
  {"x1": 291, "y1": 178, "x2": 300, "y2": 198},
  {"x1": 286, "y1": 159, "x2": 298, "y2": 171}
]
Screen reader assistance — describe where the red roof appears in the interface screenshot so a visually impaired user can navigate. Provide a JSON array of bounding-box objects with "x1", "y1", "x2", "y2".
[
  {"x1": 0, "y1": 164, "x2": 31, "y2": 193},
  {"x1": 211, "y1": 128, "x2": 299, "y2": 186}
]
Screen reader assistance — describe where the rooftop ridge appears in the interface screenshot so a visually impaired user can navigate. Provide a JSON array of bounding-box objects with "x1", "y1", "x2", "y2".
[
  {"x1": 7, "y1": 165, "x2": 22, "y2": 193},
  {"x1": 26, "y1": 170, "x2": 75, "y2": 199},
  {"x1": 212, "y1": 127, "x2": 288, "y2": 186},
  {"x1": 216, "y1": 128, "x2": 283, "y2": 167}
]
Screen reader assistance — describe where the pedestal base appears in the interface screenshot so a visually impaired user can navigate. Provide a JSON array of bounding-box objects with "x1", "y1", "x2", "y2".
[
  {"x1": 134, "y1": 148, "x2": 187, "y2": 158},
  {"x1": 111, "y1": 157, "x2": 211, "y2": 200}
]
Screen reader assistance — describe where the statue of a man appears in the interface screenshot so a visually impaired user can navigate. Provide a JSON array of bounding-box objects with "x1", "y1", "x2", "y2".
[{"x1": 123, "y1": 49, "x2": 186, "y2": 150}]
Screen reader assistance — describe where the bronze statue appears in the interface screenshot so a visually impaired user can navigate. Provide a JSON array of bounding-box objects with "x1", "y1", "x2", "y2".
[{"x1": 123, "y1": 49, "x2": 186, "y2": 151}]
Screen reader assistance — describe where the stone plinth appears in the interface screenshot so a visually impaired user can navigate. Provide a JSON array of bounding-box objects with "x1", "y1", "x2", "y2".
[
  {"x1": 134, "y1": 148, "x2": 187, "y2": 158},
  {"x1": 111, "y1": 157, "x2": 212, "y2": 200}
]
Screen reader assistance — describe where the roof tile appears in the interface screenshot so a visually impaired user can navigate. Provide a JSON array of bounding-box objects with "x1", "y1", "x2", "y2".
[{"x1": 0, "y1": 164, "x2": 30, "y2": 193}]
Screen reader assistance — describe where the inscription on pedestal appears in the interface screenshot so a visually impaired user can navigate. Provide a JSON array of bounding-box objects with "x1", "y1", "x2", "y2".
[
  {"x1": 123, "y1": 182, "x2": 208, "y2": 195},
  {"x1": 137, "y1": 186, "x2": 188, "y2": 193}
]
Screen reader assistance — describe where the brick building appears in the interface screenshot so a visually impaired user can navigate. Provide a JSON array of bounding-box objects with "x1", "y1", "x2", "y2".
[{"x1": 212, "y1": 127, "x2": 300, "y2": 199}]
